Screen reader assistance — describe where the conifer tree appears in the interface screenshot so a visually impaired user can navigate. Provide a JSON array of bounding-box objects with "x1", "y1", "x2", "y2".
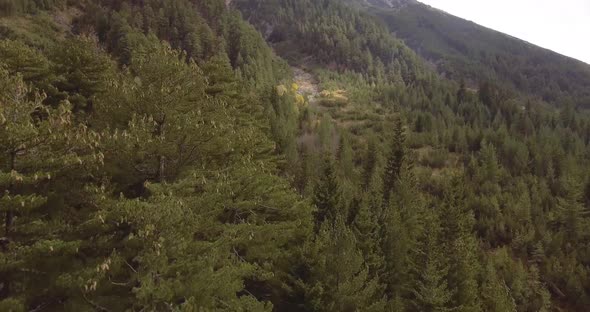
[
  {"x1": 0, "y1": 39, "x2": 54, "y2": 93},
  {"x1": 337, "y1": 131, "x2": 355, "y2": 181},
  {"x1": 383, "y1": 117, "x2": 406, "y2": 205},
  {"x1": 412, "y1": 214, "x2": 453, "y2": 312},
  {"x1": 439, "y1": 177, "x2": 482, "y2": 312},
  {"x1": 49, "y1": 37, "x2": 115, "y2": 112},
  {"x1": 478, "y1": 141, "x2": 500, "y2": 185},
  {"x1": 481, "y1": 262, "x2": 517, "y2": 312},
  {"x1": 304, "y1": 215, "x2": 385, "y2": 312},
  {"x1": 202, "y1": 50, "x2": 238, "y2": 98},
  {"x1": 352, "y1": 194, "x2": 384, "y2": 275},
  {"x1": 362, "y1": 136, "x2": 379, "y2": 191},
  {"x1": 313, "y1": 154, "x2": 343, "y2": 229},
  {"x1": 381, "y1": 163, "x2": 423, "y2": 306},
  {"x1": 95, "y1": 39, "x2": 231, "y2": 187},
  {"x1": 557, "y1": 176, "x2": 588, "y2": 244},
  {"x1": 0, "y1": 70, "x2": 103, "y2": 308}
]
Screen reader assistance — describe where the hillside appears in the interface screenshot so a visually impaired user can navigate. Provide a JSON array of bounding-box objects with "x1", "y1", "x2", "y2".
[
  {"x1": 349, "y1": 0, "x2": 590, "y2": 108},
  {"x1": 1, "y1": 0, "x2": 590, "y2": 311}
]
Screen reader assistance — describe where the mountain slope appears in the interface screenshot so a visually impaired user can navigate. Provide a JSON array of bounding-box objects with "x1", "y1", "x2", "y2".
[
  {"x1": 2, "y1": 0, "x2": 590, "y2": 311},
  {"x1": 351, "y1": 0, "x2": 590, "y2": 107},
  {"x1": 233, "y1": 0, "x2": 430, "y2": 85}
]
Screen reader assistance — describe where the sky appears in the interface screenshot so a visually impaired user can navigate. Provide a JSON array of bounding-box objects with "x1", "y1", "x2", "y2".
[{"x1": 418, "y1": 0, "x2": 590, "y2": 64}]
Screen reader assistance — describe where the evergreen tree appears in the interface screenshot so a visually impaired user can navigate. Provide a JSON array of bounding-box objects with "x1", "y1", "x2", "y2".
[
  {"x1": 0, "y1": 70, "x2": 103, "y2": 308},
  {"x1": 0, "y1": 39, "x2": 54, "y2": 94},
  {"x1": 439, "y1": 178, "x2": 482, "y2": 312},
  {"x1": 362, "y1": 136, "x2": 379, "y2": 191},
  {"x1": 352, "y1": 194, "x2": 384, "y2": 275},
  {"x1": 337, "y1": 131, "x2": 355, "y2": 181},
  {"x1": 557, "y1": 176, "x2": 588, "y2": 244},
  {"x1": 411, "y1": 214, "x2": 453, "y2": 312},
  {"x1": 457, "y1": 79, "x2": 467, "y2": 104},
  {"x1": 381, "y1": 163, "x2": 423, "y2": 306},
  {"x1": 49, "y1": 37, "x2": 115, "y2": 112},
  {"x1": 303, "y1": 215, "x2": 385, "y2": 312},
  {"x1": 202, "y1": 50, "x2": 238, "y2": 98},
  {"x1": 95, "y1": 39, "x2": 227, "y2": 187},
  {"x1": 383, "y1": 117, "x2": 406, "y2": 205},
  {"x1": 313, "y1": 154, "x2": 343, "y2": 229},
  {"x1": 478, "y1": 142, "x2": 500, "y2": 185},
  {"x1": 481, "y1": 263, "x2": 517, "y2": 312},
  {"x1": 2, "y1": 0, "x2": 590, "y2": 310}
]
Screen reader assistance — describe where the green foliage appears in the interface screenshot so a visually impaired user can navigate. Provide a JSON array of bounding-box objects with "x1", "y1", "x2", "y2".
[
  {"x1": 0, "y1": 36, "x2": 115, "y2": 112},
  {"x1": 0, "y1": 69, "x2": 103, "y2": 308},
  {"x1": 75, "y1": 0, "x2": 290, "y2": 86},
  {"x1": 235, "y1": 0, "x2": 425, "y2": 85},
  {"x1": 481, "y1": 262, "x2": 517, "y2": 312},
  {"x1": 0, "y1": 0, "x2": 66, "y2": 16},
  {"x1": 1, "y1": 0, "x2": 590, "y2": 310},
  {"x1": 313, "y1": 154, "x2": 343, "y2": 229},
  {"x1": 411, "y1": 214, "x2": 453, "y2": 312},
  {"x1": 383, "y1": 117, "x2": 406, "y2": 205},
  {"x1": 48, "y1": 37, "x2": 115, "y2": 111},
  {"x1": 303, "y1": 215, "x2": 385, "y2": 311},
  {"x1": 367, "y1": 1, "x2": 590, "y2": 108}
]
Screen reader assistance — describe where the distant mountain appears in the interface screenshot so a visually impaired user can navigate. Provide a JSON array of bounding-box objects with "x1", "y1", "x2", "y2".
[
  {"x1": 347, "y1": 0, "x2": 590, "y2": 107},
  {"x1": 356, "y1": 0, "x2": 417, "y2": 10}
]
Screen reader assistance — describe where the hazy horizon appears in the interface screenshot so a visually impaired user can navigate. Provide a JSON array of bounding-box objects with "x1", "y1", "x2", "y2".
[{"x1": 418, "y1": 0, "x2": 590, "y2": 64}]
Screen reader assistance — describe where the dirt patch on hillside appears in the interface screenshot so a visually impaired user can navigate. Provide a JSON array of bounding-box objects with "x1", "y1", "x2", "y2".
[{"x1": 293, "y1": 67, "x2": 320, "y2": 107}]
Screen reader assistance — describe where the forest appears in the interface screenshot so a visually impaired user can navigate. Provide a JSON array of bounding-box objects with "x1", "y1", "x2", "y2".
[
  {"x1": 351, "y1": 0, "x2": 590, "y2": 108},
  {"x1": 0, "y1": 0, "x2": 590, "y2": 311}
]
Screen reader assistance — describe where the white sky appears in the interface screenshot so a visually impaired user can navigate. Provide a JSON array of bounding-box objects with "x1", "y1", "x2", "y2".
[{"x1": 418, "y1": 0, "x2": 590, "y2": 64}]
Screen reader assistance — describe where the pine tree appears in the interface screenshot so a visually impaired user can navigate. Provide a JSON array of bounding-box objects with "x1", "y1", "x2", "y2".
[
  {"x1": 313, "y1": 154, "x2": 343, "y2": 229},
  {"x1": 0, "y1": 39, "x2": 54, "y2": 92},
  {"x1": 304, "y1": 215, "x2": 385, "y2": 312},
  {"x1": 411, "y1": 214, "x2": 453, "y2": 312},
  {"x1": 481, "y1": 262, "x2": 517, "y2": 312},
  {"x1": 362, "y1": 136, "x2": 379, "y2": 191},
  {"x1": 478, "y1": 142, "x2": 500, "y2": 185},
  {"x1": 439, "y1": 177, "x2": 482, "y2": 312},
  {"x1": 352, "y1": 194, "x2": 384, "y2": 275},
  {"x1": 381, "y1": 163, "x2": 423, "y2": 306},
  {"x1": 337, "y1": 131, "x2": 355, "y2": 181},
  {"x1": 83, "y1": 176, "x2": 275, "y2": 310},
  {"x1": 202, "y1": 50, "x2": 238, "y2": 98},
  {"x1": 557, "y1": 176, "x2": 588, "y2": 244},
  {"x1": 383, "y1": 117, "x2": 406, "y2": 205},
  {"x1": 0, "y1": 70, "x2": 103, "y2": 308},
  {"x1": 95, "y1": 39, "x2": 230, "y2": 187},
  {"x1": 49, "y1": 37, "x2": 115, "y2": 112}
]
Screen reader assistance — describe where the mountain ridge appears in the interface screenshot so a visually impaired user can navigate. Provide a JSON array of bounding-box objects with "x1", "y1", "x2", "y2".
[{"x1": 346, "y1": 0, "x2": 590, "y2": 107}]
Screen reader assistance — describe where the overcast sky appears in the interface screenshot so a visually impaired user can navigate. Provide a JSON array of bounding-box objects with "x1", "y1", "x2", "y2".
[{"x1": 418, "y1": 0, "x2": 590, "y2": 64}]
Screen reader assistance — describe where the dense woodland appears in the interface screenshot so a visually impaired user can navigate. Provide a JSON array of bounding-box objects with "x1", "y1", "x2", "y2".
[
  {"x1": 0, "y1": 0, "x2": 590, "y2": 311},
  {"x1": 351, "y1": 0, "x2": 590, "y2": 108}
]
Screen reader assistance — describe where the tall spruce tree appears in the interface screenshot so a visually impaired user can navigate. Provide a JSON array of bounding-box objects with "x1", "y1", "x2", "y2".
[
  {"x1": 313, "y1": 154, "x2": 343, "y2": 229},
  {"x1": 383, "y1": 117, "x2": 406, "y2": 205},
  {"x1": 412, "y1": 214, "x2": 453, "y2": 312},
  {"x1": 439, "y1": 177, "x2": 482, "y2": 312},
  {"x1": 381, "y1": 163, "x2": 424, "y2": 307},
  {"x1": 303, "y1": 215, "x2": 385, "y2": 312},
  {"x1": 362, "y1": 136, "x2": 379, "y2": 191}
]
